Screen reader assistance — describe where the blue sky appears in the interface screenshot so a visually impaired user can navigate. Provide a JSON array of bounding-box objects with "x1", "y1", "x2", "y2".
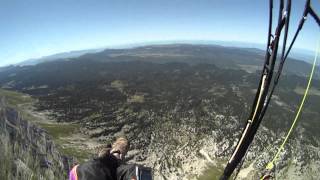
[{"x1": 0, "y1": 0, "x2": 319, "y2": 67}]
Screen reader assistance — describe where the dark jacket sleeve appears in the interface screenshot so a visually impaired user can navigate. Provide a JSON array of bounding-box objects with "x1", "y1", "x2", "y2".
[{"x1": 77, "y1": 155, "x2": 119, "y2": 180}]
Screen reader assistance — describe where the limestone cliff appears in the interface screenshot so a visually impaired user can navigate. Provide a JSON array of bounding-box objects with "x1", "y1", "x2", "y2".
[{"x1": 0, "y1": 99, "x2": 73, "y2": 180}]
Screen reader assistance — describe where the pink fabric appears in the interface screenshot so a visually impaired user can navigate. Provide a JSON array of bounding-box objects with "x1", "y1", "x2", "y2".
[{"x1": 69, "y1": 166, "x2": 77, "y2": 180}]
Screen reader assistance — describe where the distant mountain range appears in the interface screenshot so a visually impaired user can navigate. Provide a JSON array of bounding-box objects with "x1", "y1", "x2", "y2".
[
  {"x1": 1, "y1": 44, "x2": 318, "y2": 81},
  {"x1": 17, "y1": 48, "x2": 104, "y2": 66},
  {"x1": 13, "y1": 41, "x2": 316, "y2": 67}
]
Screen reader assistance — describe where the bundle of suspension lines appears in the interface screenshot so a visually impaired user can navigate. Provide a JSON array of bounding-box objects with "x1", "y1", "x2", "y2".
[{"x1": 219, "y1": 0, "x2": 320, "y2": 179}]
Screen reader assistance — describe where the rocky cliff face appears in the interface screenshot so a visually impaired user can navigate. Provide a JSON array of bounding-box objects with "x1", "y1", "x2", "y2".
[{"x1": 0, "y1": 99, "x2": 73, "y2": 180}]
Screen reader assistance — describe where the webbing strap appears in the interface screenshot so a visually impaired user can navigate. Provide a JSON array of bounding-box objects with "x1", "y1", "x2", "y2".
[
  {"x1": 229, "y1": 75, "x2": 267, "y2": 163},
  {"x1": 265, "y1": 38, "x2": 320, "y2": 171}
]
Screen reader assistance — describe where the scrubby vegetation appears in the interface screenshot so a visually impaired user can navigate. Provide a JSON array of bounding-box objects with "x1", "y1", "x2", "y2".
[{"x1": 0, "y1": 45, "x2": 319, "y2": 179}]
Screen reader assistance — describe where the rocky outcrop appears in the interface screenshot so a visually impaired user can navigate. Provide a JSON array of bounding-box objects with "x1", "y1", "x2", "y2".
[{"x1": 0, "y1": 98, "x2": 73, "y2": 180}]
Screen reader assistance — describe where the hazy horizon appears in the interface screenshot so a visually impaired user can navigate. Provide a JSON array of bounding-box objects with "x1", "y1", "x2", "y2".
[
  {"x1": 0, "y1": 40, "x2": 318, "y2": 67},
  {"x1": 1, "y1": 0, "x2": 319, "y2": 67}
]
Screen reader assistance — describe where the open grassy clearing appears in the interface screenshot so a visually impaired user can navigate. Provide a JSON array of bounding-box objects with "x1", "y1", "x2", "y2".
[
  {"x1": 0, "y1": 88, "x2": 33, "y2": 107},
  {"x1": 0, "y1": 88, "x2": 92, "y2": 162},
  {"x1": 197, "y1": 159, "x2": 228, "y2": 180}
]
